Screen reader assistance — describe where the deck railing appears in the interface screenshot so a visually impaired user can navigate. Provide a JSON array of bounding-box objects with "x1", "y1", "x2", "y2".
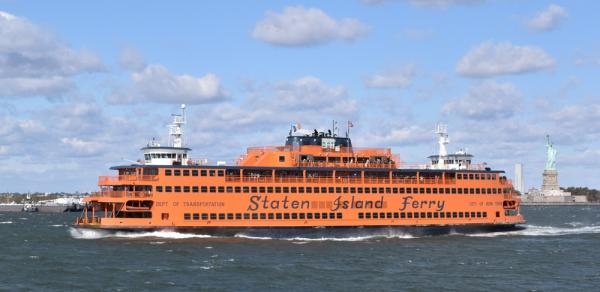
[
  {"x1": 91, "y1": 190, "x2": 153, "y2": 198},
  {"x1": 98, "y1": 175, "x2": 158, "y2": 185},
  {"x1": 223, "y1": 176, "x2": 454, "y2": 185}
]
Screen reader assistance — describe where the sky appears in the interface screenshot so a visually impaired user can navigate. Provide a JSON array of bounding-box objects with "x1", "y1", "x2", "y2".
[{"x1": 1, "y1": 0, "x2": 599, "y2": 192}]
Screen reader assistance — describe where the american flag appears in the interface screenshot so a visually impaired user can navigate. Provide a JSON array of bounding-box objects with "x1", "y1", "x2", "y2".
[{"x1": 348, "y1": 121, "x2": 354, "y2": 128}]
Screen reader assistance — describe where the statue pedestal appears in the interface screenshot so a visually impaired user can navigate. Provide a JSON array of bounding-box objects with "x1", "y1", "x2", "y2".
[{"x1": 542, "y1": 170, "x2": 559, "y2": 192}]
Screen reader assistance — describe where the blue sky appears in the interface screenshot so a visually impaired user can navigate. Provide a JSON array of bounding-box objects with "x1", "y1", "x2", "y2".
[{"x1": 1, "y1": 0, "x2": 599, "y2": 192}]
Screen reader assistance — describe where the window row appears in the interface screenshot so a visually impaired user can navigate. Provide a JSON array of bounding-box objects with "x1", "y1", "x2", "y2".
[
  {"x1": 183, "y1": 212, "x2": 344, "y2": 221},
  {"x1": 165, "y1": 169, "x2": 224, "y2": 177},
  {"x1": 156, "y1": 185, "x2": 508, "y2": 195},
  {"x1": 358, "y1": 211, "x2": 488, "y2": 219},
  {"x1": 457, "y1": 173, "x2": 497, "y2": 180}
]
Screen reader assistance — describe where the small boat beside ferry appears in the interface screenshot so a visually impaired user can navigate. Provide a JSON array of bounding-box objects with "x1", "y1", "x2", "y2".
[{"x1": 75, "y1": 105, "x2": 525, "y2": 234}]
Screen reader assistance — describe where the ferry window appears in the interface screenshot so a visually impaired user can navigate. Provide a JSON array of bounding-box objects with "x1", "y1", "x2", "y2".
[
  {"x1": 452, "y1": 212, "x2": 457, "y2": 218},
  {"x1": 413, "y1": 188, "x2": 419, "y2": 194},
  {"x1": 251, "y1": 213, "x2": 258, "y2": 220},
  {"x1": 235, "y1": 187, "x2": 241, "y2": 193},
  {"x1": 400, "y1": 212, "x2": 406, "y2": 218},
  {"x1": 425, "y1": 188, "x2": 430, "y2": 193},
  {"x1": 421, "y1": 212, "x2": 426, "y2": 218},
  {"x1": 343, "y1": 187, "x2": 349, "y2": 193},
  {"x1": 459, "y1": 212, "x2": 464, "y2": 218},
  {"x1": 469, "y1": 174, "x2": 474, "y2": 180},
  {"x1": 291, "y1": 213, "x2": 298, "y2": 219},
  {"x1": 457, "y1": 188, "x2": 462, "y2": 194},
  {"x1": 306, "y1": 187, "x2": 312, "y2": 193},
  {"x1": 393, "y1": 188, "x2": 399, "y2": 194},
  {"x1": 218, "y1": 187, "x2": 225, "y2": 193},
  {"x1": 358, "y1": 213, "x2": 364, "y2": 219},
  {"x1": 243, "y1": 187, "x2": 249, "y2": 193},
  {"x1": 393, "y1": 212, "x2": 399, "y2": 218},
  {"x1": 407, "y1": 213, "x2": 412, "y2": 218},
  {"x1": 446, "y1": 188, "x2": 451, "y2": 194},
  {"x1": 183, "y1": 170, "x2": 190, "y2": 176},
  {"x1": 457, "y1": 173, "x2": 462, "y2": 179},
  {"x1": 330, "y1": 213, "x2": 336, "y2": 219},
  {"x1": 364, "y1": 188, "x2": 370, "y2": 194},
  {"x1": 227, "y1": 213, "x2": 233, "y2": 220},
  {"x1": 174, "y1": 170, "x2": 181, "y2": 176},
  {"x1": 273, "y1": 187, "x2": 280, "y2": 193},
  {"x1": 201, "y1": 186, "x2": 207, "y2": 192},
  {"x1": 483, "y1": 212, "x2": 488, "y2": 218},
  {"x1": 322, "y1": 213, "x2": 328, "y2": 219},
  {"x1": 209, "y1": 170, "x2": 216, "y2": 176},
  {"x1": 427, "y1": 212, "x2": 432, "y2": 218},
  {"x1": 218, "y1": 170, "x2": 224, "y2": 177},
  {"x1": 243, "y1": 213, "x2": 250, "y2": 219},
  {"x1": 192, "y1": 170, "x2": 198, "y2": 176},
  {"x1": 413, "y1": 212, "x2": 419, "y2": 219},
  {"x1": 227, "y1": 186, "x2": 233, "y2": 192},
  {"x1": 365, "y1": 213, "x2": 371, "y2": 219},
  {"x1": 386, "y1": 188, "x2": 391, "y2": 194},
  {"x1": 313, "y1": 187, "x2": 319, "y2": 194},
  {"x1": 372, "y1": 188, "x2": 378, "y2": 194},
  {"x1": 251, "y1": 187, "x2": 258, "y2": 193},
  {"x1": 165, "y1": 186, "x2": 172, "y2": 192},
  {"x1": 219, "y1": 213, "x2": 225, "y2": 220},
  {"x1": 202, "y1": 213, "x2": 208, "y2": 220},
  {"x1": 474, "y1": 174, "x2": 479, "y2": 180},
  {"x1": 156, "y1": 186, "x2": 163, "y2": 192},
  {"x1": 357, "y1": 188, "x2": 363, "y2": 194},
  {"x1": 174, "y1": 186, "x2": 181, "y2": 192},
  {"x1": 298, "y1": 187, "x2": 304, "y2": 193},
  {"x1": 465, "y1": 212, "x2": 470, "y2": 218},
  {"x1": 373, "y1": 213, "x2": 378, "y2": 219},
  {"x1": 183, "y1": 186, "x2": 190, "y2": 193},
  {"x1": 284, "y1": 213, "x2": 290, "y2": 219},
  {"x1": 307, "y1": 213, "x2": 313, "y2": 219},
  {"x1": 260, "y1": 187, "x2": 266, "y2": 193},
  {"x1": 471, "y1": 212, "x2": 476, "y2": 218},
  {"x1": 433, "y1": 188, "x2": 438, "y2": 194},
  {"x1": 279, "y1": 156, "x2": 285, "y2": 162},
  {"x1": 419, "y1": 188, "x2": 425, "y2": 194},
  {"x1": 469, "y1": 188, "x2": 475, "y2": 194},
  {"x1": 184, "y1": 213, "x2": 191, "y2": 220},
  {"x1": 267, "y1": 187, "x2": 273, "y2": 193},
  {"x1": 210, "y1": 213, "x2": 217, "y2": 220},
  {"x1": 440, "y1": 212, "x2": 445, "y2": 218},
  {"x1": 336, "y1": 187, "x2": 342, "y2": 193},
  {"x1": 165, "y1": 169, "x2": 172, "y2": 176},
  {"x1": 446, "y1": 212, "x2": 451, "y2": 218},
  {"x1": 387, "y1": 212, "x2": 392, "y2": 218},
  {"x1": 201, "y1": 170, "x2": 207, "y2": 176},
  {"x1": 350, "y1": 187, "x2": 356, "y2": 193},
  {"x1": 276, "y1": 213, "x2": 282, "y2": 219},
  {"x1": 210, "y1": 186, "x2": 216, "y2": 193},
  {"x1": 322, "y1": 187, "x2": 328, "y2": 193},
  {"x1": 433, "y1": 212, "x2": 439, "y2": 218},
  {"x1": 192, "y1": 186, "x2": 199, "y2": 192},
  {"x1": 380, "y1": 188, "x2": 386, "y2": 194},
  {"x1": 193, "y1": 213, "x2": 199, "y2": 220},
  {"x1": 299, "y1": 213, "x2": 305, "y2": 219},
  {"x1": 283, "y1": 187, "x2": 289, "y2": 193},
  {"x1": 475, "y1": 188, "x2": 480, "y2": 194},
  {"x1": 314, "y1": 213, "x2": 321, "y2": 219},
  {"x1": 404, "y1": 188, "x2": 410, "y2": 194}
]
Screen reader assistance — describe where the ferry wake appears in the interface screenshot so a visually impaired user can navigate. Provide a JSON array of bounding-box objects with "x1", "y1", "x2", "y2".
[{"x1": 75, "y1": 104, "x2": 525, "y2": 234}]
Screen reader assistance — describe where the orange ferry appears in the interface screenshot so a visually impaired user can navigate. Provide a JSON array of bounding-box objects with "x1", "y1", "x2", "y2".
[{"x1": 75, "y1": 105, "x2": 525, "y2": 234}]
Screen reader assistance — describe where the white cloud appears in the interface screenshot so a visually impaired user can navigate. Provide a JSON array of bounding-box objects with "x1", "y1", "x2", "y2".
[
  {"x1": 252, "y1": 6, "x2": 368, "y2": 46},
  {"x1": 527, "y1": 4, "x2": 567, "y2": 31},
  {"x1": 442, "y1": 80, "x2": 522, "y2": 120},
  {"x1": 61, "y1": 137, "x2": 105, "y2": 156},
  {"x1": 456, "y1": 41, "x2": 555, "y2": 77},
  {"x1": 0, "y1": 11, "x2": 103, "y2": 98},
  {"x1": 108, "y1": 64, "x2": 228, "y2": 104},
  {"x1": 271, "y1": 76, "x2": 352, "y2": 111},
  {"x1": 365, "y1": 66, "x2": 415, "y2": 88},
  {"x1": 119, "y1": 47, "x2": 146, "y2": 71}
]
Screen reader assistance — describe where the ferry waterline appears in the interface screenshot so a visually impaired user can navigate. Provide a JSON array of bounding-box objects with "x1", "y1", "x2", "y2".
[{"x1": 75, "y1": 105, "x2": 525, "y2": 235}]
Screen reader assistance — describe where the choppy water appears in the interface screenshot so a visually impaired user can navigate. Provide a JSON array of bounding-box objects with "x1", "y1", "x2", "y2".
[{"x1": 1, "y1": 206, "x2": 600, "y2": 291}]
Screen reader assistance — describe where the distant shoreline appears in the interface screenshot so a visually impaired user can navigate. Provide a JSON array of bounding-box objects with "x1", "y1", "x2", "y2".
[{"x1": 521, "y1": 202, "x2": 600, "y2": 206}]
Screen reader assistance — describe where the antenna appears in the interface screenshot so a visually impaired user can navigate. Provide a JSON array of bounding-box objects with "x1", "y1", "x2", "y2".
[
  {"x1": 435, "y1": 124, "x2": 449, "y2": 167},
  {"x1": 169, "y1": 104, "x2": 186, "y2": 147}
]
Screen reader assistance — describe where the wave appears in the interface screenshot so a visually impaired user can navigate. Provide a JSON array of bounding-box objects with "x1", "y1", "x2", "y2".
[
  {"x1": 466, "y1": 224, "x2": 600, "y2": 237},
  {"x1": 234, "y1": 232, "x2": 416, "y2": 242},
  {"x1": 69, "y1": 228, "x2": 213, "y2": 240},
  {"x1": 0, "y1": 221, "x2": 13, "y2": 224}
]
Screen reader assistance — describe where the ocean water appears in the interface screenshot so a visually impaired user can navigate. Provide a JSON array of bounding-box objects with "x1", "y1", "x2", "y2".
[{"x1": 1, "y1": 206, "x2": 599, "y2": 291}]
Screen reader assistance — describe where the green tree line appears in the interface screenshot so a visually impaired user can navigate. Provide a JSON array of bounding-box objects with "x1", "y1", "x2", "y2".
[{"x1": 562, "y1": 187, "x2": 600, "y2": 202}]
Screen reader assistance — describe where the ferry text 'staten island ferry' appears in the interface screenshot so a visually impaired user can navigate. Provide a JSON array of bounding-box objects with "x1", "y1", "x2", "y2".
[{"x1": 75, "y1": 105, "x2": 525, "y2": 234}]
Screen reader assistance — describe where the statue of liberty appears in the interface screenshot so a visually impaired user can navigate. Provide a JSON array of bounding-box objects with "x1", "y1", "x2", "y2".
[{"x1": 545, "y1": 135, "x2": 557, "y2": 170}]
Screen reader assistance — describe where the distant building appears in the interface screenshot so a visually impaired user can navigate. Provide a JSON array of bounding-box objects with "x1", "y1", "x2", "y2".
[
  {"x1": 523, "y1": 135, "x2": 588, "y2": 204},
  {"x1": 514, "y1": 163, "x2": 524, "y2": 194}
]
